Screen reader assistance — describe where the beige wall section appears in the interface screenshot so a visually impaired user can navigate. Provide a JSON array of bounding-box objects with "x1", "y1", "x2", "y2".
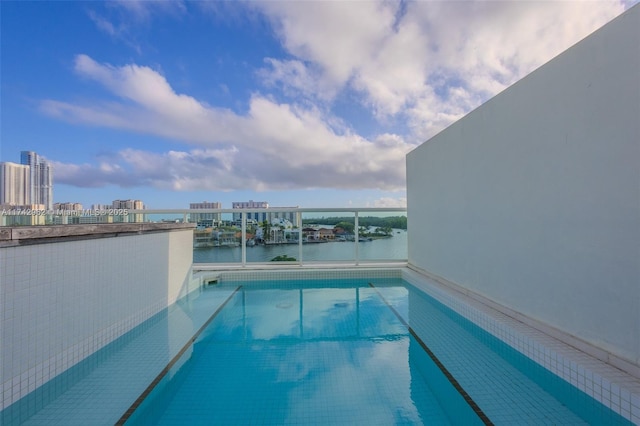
[
  {"x1": 406, "y1": 7, "x2": 639, "y2": 371},
  {"x1": 0, "y1": 223, "x2": 195, "y2": 409},
  {"x1": 167, "y1": 228, "x2": 199, "y2": 303}
]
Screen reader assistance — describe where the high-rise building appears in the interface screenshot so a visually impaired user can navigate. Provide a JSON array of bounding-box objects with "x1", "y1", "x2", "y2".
[
  {"x1": 50, "y1": 203, "x2": 83, "y2": 225},
  {"x1": 111, "y1": 199, "x2": 145, "y2": 209},
  {"x1": 232, "y1": 200, "x2": 269, "y2": 222},
  {"x1": 0, "y1": 162, "x2": 31, "y2": 206},
  {"x1": 53, "y1": 202, "x2": 83, "y2": 211},
  {"x1": 112, "y1": 199, "x2": 145, "y2": 222},
  {"x1": 20, "y1": 151, "x2": 53, "y2": 210},
  {"x1": 232, "y1": 200, "x2": 269, "y2": 209},
  {"x1": 190, "y1": 201, "x2": 222, "y2": 226},
  {"x1": 230, "y1": 200, "x2": 299, "y2": 226},
  {"x1": 267, "y1": 208, "x2": 299, "y2": 227}
]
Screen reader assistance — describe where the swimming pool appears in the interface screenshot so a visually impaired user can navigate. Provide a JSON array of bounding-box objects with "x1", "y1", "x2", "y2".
[
  {"x1": 3, "y1": 270, "x2": 637, "y2": 425},
  {"x1": 123, "y1": 277, "x2": 629, "y2": 425}
]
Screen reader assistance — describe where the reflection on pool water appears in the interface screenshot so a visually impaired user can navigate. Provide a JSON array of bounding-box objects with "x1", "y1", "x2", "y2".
[{"x1": 122, "y1": 279, "x2": 631, "y2": 425}]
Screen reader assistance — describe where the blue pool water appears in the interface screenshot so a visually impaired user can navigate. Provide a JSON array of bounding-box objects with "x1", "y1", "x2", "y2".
[{"x1": 120, "y1": 278, "x2": 631, "y2": 425}]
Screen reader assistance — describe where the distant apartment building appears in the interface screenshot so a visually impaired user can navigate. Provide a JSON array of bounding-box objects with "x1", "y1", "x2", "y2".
[
  {"x1": 0, "y1": 161, "x2": 46, "y2": 225},
  {"x1": 54, "y1": 202, "x2": 113, "y2": 225},
  {"x1": 190, "y1": 201, "x2": 222, "y2": 227},
  {"x1": 231, "y1": 200, "x2": 300, "y2": 226},
  {"x1": 0, "y1": 204, "x2": 47, "y2": 226},
  {"x1": 0, "y1": 162, "x2": 31, "y2": 205},
  {"x1": 232, "y1": 200, "x2": 269, "y2": 223},
  {"x1": 51, "y1": 202, "x2": 84, "y2": 225},
  {"x1": 20, "y1": 151, "x2": 53, "y2": 210},
  {"x1": 53, "y1": 202, "x2": 83, "y2": 211},
  {"x1": 112, "y1": 199, "x2": 145, "y2": 210},
  {"x1": 190, "y1": 201, "x2": 222, "y2": 210},
  {"x1": 112, "y1": 199, "x2": 145, "y2": 223},
  {"x1": 267, "y1": 208, "x2": 299, "y2": 227},
  {"x1": 232, "y1": 200, "x2": 269, "y2": 209},
  {"x1": 77, "y1": 215, "x2": 114, "y2": 225}
]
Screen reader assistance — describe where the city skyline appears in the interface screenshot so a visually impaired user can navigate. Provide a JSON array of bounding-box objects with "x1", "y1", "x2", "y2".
[
  {"x1": 0, "y1": 156, "x2": 319, "y2": 212},
  {"x1": 1, "y1": 1, "x2": 636, "y2": 209},
  {"x1": 0, "y1": 162, "x2": 30, "y2": 206},
  {"x1": 19, "y1": 151, "x2": 53, "y2": 210},
  {"x1": 0, "y1": 151, "x2": 53, "y2": 209}
]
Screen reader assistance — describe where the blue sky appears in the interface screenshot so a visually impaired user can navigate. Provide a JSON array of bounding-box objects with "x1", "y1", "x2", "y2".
[{"x1": 1, "y1": 1, "x2": 635, "y2": 209}]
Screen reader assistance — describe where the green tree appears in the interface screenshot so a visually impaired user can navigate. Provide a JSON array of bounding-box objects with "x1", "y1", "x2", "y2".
[
  {"x1": 302, "y1": 216, "x2": 407, "y2": 230},
  {"x1": 334, "y1": 221, "x2": 354, "y2": 233},
  {"x1": 260, "y1": 220, "x2": 271, "y2": 242},
  {"x1": 271, "y1": 255, "x2": 297, "y2": 261}
]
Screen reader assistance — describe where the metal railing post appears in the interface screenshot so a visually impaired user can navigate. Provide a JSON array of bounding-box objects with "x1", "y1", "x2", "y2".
[
  {"x1": 354, "y1": 211, "x2": 359, "y2": 266},
  {"x1": 297, "y1": 211, "x2": 303, "y2": 266},
  {"x1": 241, "y1": 211, "x2": 247, "y2": 267}
]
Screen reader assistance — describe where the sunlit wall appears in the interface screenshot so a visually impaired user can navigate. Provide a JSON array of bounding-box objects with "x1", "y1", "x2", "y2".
[
  {"x1": 0, "y1": 225, "x2": 196, "y2": 410},
  {"x1": 407, "y1": 6, "x2": 639, "y2": 372}
]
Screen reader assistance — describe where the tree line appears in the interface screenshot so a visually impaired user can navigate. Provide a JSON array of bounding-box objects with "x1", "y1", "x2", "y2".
[{"x1": 302, "y1": 216, "x2": 407, "y2": 230}]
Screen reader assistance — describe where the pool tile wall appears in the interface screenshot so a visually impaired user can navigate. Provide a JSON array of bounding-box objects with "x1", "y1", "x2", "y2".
[
  {"x1": 3, "y1": 264, "x2": 639, "y2": 423},
  {"x1": 196, "y1": 266, "x2": 640, "y2": 423},
  {"x1": 401, "y1": 268, "x2": 640, "y2": 424},
  {"x1": 209, "y1": 267, "x2": 403, "y2": 283},
  {"x1": 0, "y1": 225, "x2": 195, "y2": 412}
]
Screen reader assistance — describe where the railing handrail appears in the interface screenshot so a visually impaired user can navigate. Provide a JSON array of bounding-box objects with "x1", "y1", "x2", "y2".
[
  {"x1": 0, "y1": 207, "x2": 408, "y2": 265},
  {"x1": 123, "y1": 207, "x2": 407, "y2": 214}
]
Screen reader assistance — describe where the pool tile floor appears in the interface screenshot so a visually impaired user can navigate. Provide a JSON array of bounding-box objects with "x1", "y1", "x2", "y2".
[{"x1": 9, "y1": 287, "x2": 236, "y2": 426}]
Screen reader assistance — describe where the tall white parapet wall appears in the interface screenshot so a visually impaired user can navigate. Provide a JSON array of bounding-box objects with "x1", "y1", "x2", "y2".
[
  {"x1": 407, "y1": 6, "x2": 639, "y2": 374},
  {"x1": 0, "y1": 223, "x2": 196, "y2": 410}
]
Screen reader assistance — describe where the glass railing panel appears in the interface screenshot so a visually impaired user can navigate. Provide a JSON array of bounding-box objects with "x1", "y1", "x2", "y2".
[
  {"x1": 0, "y1": 211, "x2": 49, "y2": 226},
  {"x1": 299, "y1": 211, "x2": 358, "y2": 263},
  {"x1": 1, "y1": 207, "x2": 407, "y2": 265},
  {"x1": 138, "y1": 212, "x2": 180, "y2": 224},
  {"x1": 245, "y1": 209, "x2": 300, "y2": 263},
  {"x1": 353, "y1": 210, "x2": 408, "y2": 262},
  {"x1": 0, "y1": 209, "x2": 150, "y2": 225},
  {"x1": 192, "y1": 212, "x2": 242, "y2": 264}
]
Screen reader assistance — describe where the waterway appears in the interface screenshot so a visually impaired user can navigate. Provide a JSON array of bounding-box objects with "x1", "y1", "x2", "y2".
[{"x1": 193, "y1": 229, "x2": 408, "y2": 263}]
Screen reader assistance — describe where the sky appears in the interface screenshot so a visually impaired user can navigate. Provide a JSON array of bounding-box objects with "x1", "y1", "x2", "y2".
[{"x1": 1, "y1": 0, "x2": 636, "y2": 209}]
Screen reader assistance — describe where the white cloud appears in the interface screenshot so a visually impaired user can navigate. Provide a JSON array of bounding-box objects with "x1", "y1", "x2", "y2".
[
  {"x1": 46, "y1": 1, "x2": 632, "y2": 193},
  {"x1": 110, "y1": 0, "x2": 187, "y2": 22},
  {"x1": 43, "y1": 55, "x2": 411, "y2": 192},
  {"x1": 87, "y1": 10, "x2": 117, "y2": 37},
  {"x1": 255, "y1": 0, "x2": 627, "y2": 140},
  {"x1": 258, "y1": 58, "x2": 335, "y2": 101},
  {"x1": 258, "y1": 1, "x2": 398, "y2": 89},
  {"x1": 371, "y1": 197, "x2": 407, "y2": 208},
  {"x1": 87, "y1": 1, "x2": 187, "y2": 54}
]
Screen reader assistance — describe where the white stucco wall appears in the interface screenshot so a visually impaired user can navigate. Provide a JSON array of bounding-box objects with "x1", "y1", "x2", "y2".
[
  {"x1": 167, "y1": 229, "x2": 198, "y2": 303},
  {"x1": 407, "y1": 7, "x2": 639, "y2": 369},
  {"x1": 0, "y1": 226, "x2": 194, "y2": 410}
]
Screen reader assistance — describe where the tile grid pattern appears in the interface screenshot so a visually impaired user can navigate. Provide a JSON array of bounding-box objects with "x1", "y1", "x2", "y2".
[
  {"x1": 0, "y1": 229, "x2": 194, "y2": 413},
  {"x1": 401, "y1": 269, "x2": 640, "y2": 425},
  {"x1": 3, "y1": 265, "x2": 639, "y2": 424},
  {"x1": 133, "y1": 282, "x2": 451, "y2": 425},
  {"x1": 2, "y1": 288, "x2": 237, "y2": 425},
  {"x1": 215, "y1": 267, "x2": 404, "y2": 283}
]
